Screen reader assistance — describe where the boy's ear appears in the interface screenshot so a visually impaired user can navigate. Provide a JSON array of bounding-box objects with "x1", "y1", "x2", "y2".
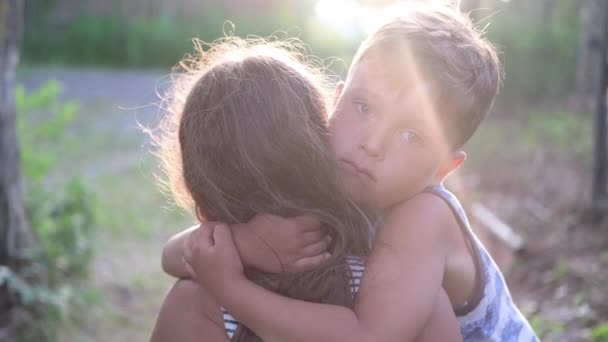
[
  {"x1": 333, "y1": 81, "x2": 345, "y2": 106},
  {"x1": 437, "y1": 151, "x2": 466, "y2": 181}
]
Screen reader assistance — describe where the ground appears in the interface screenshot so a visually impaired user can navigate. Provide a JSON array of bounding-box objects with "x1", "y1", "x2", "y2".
[{"x1": 19, "y1": 66, "x2": 608, "y2": 341}]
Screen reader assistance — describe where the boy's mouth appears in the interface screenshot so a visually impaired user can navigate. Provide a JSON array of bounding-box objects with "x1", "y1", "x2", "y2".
[{"x1": 339, "y1": 158, "x2": 376, "y2": 182}]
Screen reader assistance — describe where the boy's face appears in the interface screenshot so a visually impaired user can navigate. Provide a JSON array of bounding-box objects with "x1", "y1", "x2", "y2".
[{"x1": 329, "y1": 53, "x2": 461, "y2": 210}]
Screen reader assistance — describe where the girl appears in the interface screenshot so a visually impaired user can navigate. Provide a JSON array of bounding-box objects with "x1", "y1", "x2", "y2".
[{"x1": 150, "y1": 37, "x2": 461, "y2": 341}]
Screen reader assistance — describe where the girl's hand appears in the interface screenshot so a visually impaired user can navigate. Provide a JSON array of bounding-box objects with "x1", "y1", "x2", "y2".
[
  {"x1": 183, "y1": 224, "x2": 245, "y2": 293},
  {"x1": 235, "y1": 214, "x2": 332, "y2": 274}
]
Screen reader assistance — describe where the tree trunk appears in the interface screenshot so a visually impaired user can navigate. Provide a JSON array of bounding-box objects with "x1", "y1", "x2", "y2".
[
  {"x1": 574, "y1": 0, "x2": 603, "y2": 113},
  {"x1": 0, "y1": 0, "x2": 34, "y2": 336},
  {"x1": 592, "y1": 0, "x2": 608, "y2": 210},
  {"x1": 0, "y1": 0, "x2": 33, "y2": 266}
]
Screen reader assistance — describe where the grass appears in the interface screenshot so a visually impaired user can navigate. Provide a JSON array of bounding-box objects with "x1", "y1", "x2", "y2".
[
  {"x1": 20, "y1": 68, "x2": 599, "y2": 340},
  {"x1": 16, "y1": 77, "x2": 192, "y2": 341},
  {"x1": 93, "y1": 159, "x2": 191, "y2": 237},
  {"x1": 68, "y1": 110, "x2": 597, "y2": 340},
  {"x1": 592, "y1": 322, "x2": 608, "y2": 341},
  {"x1": 464, "y1": 108, "x2": 593, "y2": 179},
  {"x1": 57, "y1": 156, "x2": 191, "y2": 341},
  {"x1": 529, "y1": 314, "x2": 566, "y2": 340},
  {"x1": 551, "y1": 260, "x2": 569, "y2": 283}
]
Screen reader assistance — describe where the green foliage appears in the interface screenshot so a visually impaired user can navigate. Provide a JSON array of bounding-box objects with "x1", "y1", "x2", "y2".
[
  {"x1": 23, "y1": 1, "x2": 582, "y2": 103},
  {"x1": 529, "y1": 314, "x2": 566, "y2": 340},
  {"x1": 0, "y1": 266, "x2": 69, "y2": 308},
  {"x1": 16, "y1": 82, "x2": 77, "y2": 182},
  {"x1": 10, "y1": 82, "x2": 97, "y2": 340},
  {"x1": 485, "y1": 0, "x2": 581, "y2": 102},
  {"x1": 523, "y1": 110, "x2": 592, "y2": 161},
  {"x1": 466, "y1": 109, "x2": 592, "y2": 175},
  {"x1": 551, "y1": 259, "x2": 569, "y2": 283},
  {"x1": 26, "y1": 179, "x2": 95, "y2": 285},
  {"x1": 592, "y1": 322, "x2": 608, "y2": 341},
  {"x1": 22, "y1": 5, "x2": 354, "y2": 69}
]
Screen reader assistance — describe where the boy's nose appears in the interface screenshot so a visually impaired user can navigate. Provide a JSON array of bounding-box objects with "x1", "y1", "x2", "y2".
[{"x1": 359, "y1": 128, "x2": 386, "y2": 161}]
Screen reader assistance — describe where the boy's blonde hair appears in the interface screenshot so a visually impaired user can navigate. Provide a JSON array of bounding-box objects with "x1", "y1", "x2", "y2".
[{"x1": 354, "y1": 2, "x2": 502, "y2": 149}]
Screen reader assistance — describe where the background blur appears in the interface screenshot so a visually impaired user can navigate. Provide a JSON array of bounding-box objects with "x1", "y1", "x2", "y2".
[{"x1": 3, "y1": 0, "x2": 607, "y2": 341}]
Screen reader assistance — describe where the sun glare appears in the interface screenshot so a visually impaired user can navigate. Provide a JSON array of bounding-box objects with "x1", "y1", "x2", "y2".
[
  {"x1": 315, "y1": 0, "x2": 364, "y2": 39},
  {"x1": 314, "y1": 0, "x2": 415, "y2": 40}
]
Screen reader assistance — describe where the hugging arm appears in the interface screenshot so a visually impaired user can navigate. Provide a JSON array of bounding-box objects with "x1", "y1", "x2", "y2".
[
  {"x1": 187, "y1": 195, "x2": 462, "y2": 342},
  {"x1": 162, "y1": 215, "x2": 332, "y2": 279}
]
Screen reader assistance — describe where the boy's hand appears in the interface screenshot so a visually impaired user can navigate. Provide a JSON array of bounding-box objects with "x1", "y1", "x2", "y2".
[
  {"x1": 183, "y1": 223, "x2": 245, "y2": 292},
  {"x1": 235, "y1": 214, "x2": 332, "y2": 274}
]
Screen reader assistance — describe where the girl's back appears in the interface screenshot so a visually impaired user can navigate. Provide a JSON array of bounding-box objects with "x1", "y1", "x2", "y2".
[{"x1": 155, "y1": 37, "x2": 370, "y2": 341}]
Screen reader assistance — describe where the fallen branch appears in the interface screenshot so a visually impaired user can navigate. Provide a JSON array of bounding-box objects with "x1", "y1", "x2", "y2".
[{"x1": 471, "y1": 202, "x2": 524, "y2": 251}]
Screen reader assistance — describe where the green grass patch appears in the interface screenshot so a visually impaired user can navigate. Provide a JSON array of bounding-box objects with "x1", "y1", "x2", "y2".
[
  {"x1": 92, "y1": 157, "x2": 190, "y2": 238},
  {"x1": 466, "y1": 109, "x2": 593, "y2": 171},
  {"x1": 592, "y1": 322, "x2": 608, "y2": 341},
  {"x1": 530, "y1": 314, "x2": 566, "y2": 340}
]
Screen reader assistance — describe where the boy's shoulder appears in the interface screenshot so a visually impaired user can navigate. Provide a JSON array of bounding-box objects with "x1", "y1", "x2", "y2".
[
  {"x1": 387, "y1": 191, "x2": 455, "y2": 226},
  {"x1": 378, "y1": 192, "x2": 458, "y2": 250}
]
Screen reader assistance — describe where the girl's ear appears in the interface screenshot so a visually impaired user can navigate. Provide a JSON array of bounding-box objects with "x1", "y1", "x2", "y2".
[
  {"x1": 436, "y1": 150, "x2": 466, "y2": 181},
  {"x1": 333, "y1": 82, "x2": 345, "y2": 106}
]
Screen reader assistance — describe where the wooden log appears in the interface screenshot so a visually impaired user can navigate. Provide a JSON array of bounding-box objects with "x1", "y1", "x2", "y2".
[{"x1": 471, "y1": 202, "x2": 524, "y2": 251}]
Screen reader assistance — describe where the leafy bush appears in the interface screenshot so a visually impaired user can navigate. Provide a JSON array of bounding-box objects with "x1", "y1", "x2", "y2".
[{"x1": 2, "y1": 81, "x2": 97, "y2": 340}]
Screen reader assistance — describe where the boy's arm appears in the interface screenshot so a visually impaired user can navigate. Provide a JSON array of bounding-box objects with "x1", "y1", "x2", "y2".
[
  {"x1": 189, "y1": 194, "x2": 459, "y2": 342},
  {"x1": 162, "y1": 215, "x2": 332, "y2": 278}
]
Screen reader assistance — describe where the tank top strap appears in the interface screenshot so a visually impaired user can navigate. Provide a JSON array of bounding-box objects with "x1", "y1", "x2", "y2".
[
  {"x1": 422, "y1": 184, "x2": 485, "y2": 316},
  {"x1": 423, "y1": 185, "x2": 472, "y2": 227}
]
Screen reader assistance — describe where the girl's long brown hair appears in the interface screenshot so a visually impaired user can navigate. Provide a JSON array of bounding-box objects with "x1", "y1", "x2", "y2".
[{"x1": 155, "y1": 36, "x2": 370, "y2": 341}]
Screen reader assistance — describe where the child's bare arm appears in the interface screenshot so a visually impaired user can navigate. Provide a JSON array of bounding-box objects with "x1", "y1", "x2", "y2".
[
  {"x1": 417, "y1": 288, "x2": 462, "y2": 342},
  {"x1": 161, "y1": 215, "x2": 332, "y2": 278},
  {"x1": 187, "y1": 194, "x2": 460, "y2": 342},
  {"x1": 162, "y1": 224, "x2": 201, "y2": 279}
]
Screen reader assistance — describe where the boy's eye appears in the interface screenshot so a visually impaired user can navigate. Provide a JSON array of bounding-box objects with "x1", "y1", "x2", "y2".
[
  {"x1": 400, "y1": 129, "x2": 424, "y2": 147},
  {"x1": 355, "y1": 102, "x2": 370, "y2": 115}
]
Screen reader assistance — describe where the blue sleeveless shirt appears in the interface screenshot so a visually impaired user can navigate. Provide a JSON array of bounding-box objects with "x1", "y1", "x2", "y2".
[{"x1": 425, "y1": 185, "x2": 538, "y2": 341}]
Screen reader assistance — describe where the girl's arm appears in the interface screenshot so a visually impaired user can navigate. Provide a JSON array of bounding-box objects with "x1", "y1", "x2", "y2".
[
  {"x1": 187, "y1": 194, "x2": 461, "y2": 342},
  {"x1": 162, "y1": 215, "x2": 332, "y2": 278},
  {"x1": 162, "y1": 224, "x2": 213, "y2": 279}
]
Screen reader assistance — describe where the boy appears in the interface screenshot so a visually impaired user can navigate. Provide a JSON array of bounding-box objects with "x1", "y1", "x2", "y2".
[{"x1": 158, "y1": 3, "x2": 537, "y2": 341}]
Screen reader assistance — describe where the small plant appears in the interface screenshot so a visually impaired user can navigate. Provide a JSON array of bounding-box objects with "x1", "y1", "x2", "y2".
[
  {"x1": 530, "y1": 314, "x2": 566, "y2": 340},
  {"x1": 2, "y1": 81, "x2": 98, "y2": 341},
  {"x1": 592, "y1": 322, "x2": 608, "y2": 341},
  {"x1": 551, "y1": 259, "x2": 569, "y2": 283}
]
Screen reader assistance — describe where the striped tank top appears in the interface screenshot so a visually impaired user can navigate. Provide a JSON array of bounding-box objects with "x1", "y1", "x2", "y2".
[{"x1": 222, "y1": 256, "x2": 365, "y2": 338}]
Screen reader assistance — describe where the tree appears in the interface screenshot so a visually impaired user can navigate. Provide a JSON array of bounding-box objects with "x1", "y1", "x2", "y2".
[
  {"x1": 0, "y1": 0, "x2": 35, "y2": 337},
  {"x1": 592, "y1": 0, "x2": 608, "y2": 211},
  {"x1": 575, "y1": 0, "x2": 603, "y2": 113}
]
